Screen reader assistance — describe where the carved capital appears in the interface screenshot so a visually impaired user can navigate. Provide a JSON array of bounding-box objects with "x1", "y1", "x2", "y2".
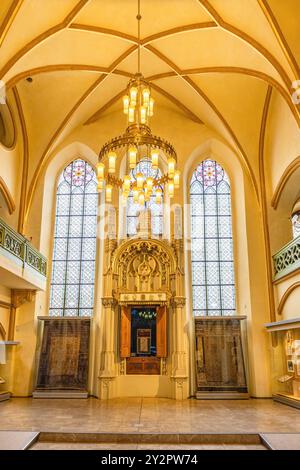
[
  {"x1": 172, "y1": 238, "x2": 184, "y2": 251},
  {"x1": 102, "y1": 297, "x2": 117, "y2": 308},
  {"x1": 105, "y1": 238, "x2": 118, "y2": 252},
  {"x1": 171, "y1": 377, "x2": 188, "y2": 388},
  {"x1": 11, "y1": 289, "x2": 36, "y2": 309},
  {"x1": 171, "y1": 296, "x2": 186, "y2": 308}
]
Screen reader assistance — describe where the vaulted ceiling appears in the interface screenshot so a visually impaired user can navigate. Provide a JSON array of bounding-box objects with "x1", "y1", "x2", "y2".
[{"x1": 1, "y1": 0, "x2": 300, "y2": 197}]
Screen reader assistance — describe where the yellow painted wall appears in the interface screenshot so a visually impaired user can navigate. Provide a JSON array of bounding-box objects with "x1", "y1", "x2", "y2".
[
  {"x1": 1, "y1": 89, "x2": 297, "y2": 399},
  {"x1": 15, "y1": 106, "x2": 271, "y2": 398}
]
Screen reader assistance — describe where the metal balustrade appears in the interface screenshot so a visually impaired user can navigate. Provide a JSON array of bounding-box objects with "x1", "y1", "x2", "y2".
[
  {"x1": 273, "y1": 235, "x2": 300, "y2": 281},
  {"x1": 0, "y1": 218, "x2": 47, "y2": 277}
]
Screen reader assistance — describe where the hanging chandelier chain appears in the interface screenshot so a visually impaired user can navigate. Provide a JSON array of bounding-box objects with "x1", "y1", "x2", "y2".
[
  {"x1": 96, "y1": 0, "x2": 180, "y2": 205},
  {"x1": 137, "y1": 0, "x2": 141, "y2": 74}
]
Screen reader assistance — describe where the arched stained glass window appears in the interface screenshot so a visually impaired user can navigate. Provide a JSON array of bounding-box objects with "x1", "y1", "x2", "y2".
[
  {"x1": 190, "y1": 159, "x2": 235, "y2": 316},
  {"x1": 126, "y1": 159, "x2": 163, "y2": 236},
  {"x1": 49, "y1": 159, "x2": 98, "y2": 317}
]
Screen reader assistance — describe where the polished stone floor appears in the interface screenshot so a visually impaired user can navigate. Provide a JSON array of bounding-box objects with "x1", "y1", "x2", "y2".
[{"x1": 0, "y1": 397, "x2": 299, "y2": 434}]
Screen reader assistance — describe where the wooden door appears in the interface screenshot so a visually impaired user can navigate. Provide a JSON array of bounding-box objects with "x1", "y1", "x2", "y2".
[
  {"x1": 120, "y1": 306, "x2": 131, "y2": 358},
  {"x1": 156, "y1": 305, "x2": 167, "y2": 358}
]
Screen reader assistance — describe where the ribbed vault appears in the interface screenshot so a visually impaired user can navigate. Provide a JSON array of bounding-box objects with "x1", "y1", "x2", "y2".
[{"x1": 1, "y1": 0, "x2": 300, "y2": 220}]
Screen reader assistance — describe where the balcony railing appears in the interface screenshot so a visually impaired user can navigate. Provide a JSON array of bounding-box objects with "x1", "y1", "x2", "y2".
[
  {"x1": 273, "y1": 235, "x2": 300, "y2": 281},
  {"x1": 0, "y1": 218, "x2": 47, "y2": 277}
]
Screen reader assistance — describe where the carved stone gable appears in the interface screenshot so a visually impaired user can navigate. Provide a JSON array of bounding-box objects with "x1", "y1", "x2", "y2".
[{"x1": 111, "y1": 239, "x2": 177, "y2": 296}]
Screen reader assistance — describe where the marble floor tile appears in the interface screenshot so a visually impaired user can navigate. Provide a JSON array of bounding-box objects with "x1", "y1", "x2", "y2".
[{"x1": 0, "y1": 397, "x2": 299, "y2": 435}]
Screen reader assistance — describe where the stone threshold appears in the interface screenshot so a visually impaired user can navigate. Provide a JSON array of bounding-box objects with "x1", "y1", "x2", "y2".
[{"x1": 37, "y1": 431, "x2": 264, "y2": 446}]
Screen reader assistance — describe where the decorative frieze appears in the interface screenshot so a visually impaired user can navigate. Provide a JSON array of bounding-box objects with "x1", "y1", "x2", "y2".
[{"x1": 118, "y1": 292, "x2": 169, "y2": 305}]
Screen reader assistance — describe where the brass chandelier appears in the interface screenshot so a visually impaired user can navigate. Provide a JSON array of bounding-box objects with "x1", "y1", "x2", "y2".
[{"x1": 96, "y1": 0, "x2": 179, "y2": 205}]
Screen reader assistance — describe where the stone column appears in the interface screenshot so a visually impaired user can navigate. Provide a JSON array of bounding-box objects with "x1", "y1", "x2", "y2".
[
  {"x1": 171, "y1": 297, "x2": 187, "y2": 375},
  {"x1": 170, "y1": 230, "x2": 188, "y2": 398},
  {"x1": 171, "y1": 296, "x2": 188, "y2": 399},
  {"x1": 98, "y1": 297, "x2": 117, "y2": 399},
  {"x1": 172, "y1": 238, "x2": 184, "y2": 296},
  {"x1": 98, "y1": 209, "x2": 118, "y2": 398}
]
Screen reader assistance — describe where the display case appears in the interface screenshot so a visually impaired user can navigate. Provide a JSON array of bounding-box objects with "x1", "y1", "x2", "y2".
[{"x1": 266, "y1": 318, "x2": 300, "y2": 409}]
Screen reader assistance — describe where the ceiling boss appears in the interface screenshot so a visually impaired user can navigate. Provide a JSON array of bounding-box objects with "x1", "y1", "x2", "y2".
[{"x1": 96, "y1": 0, "x2": 180, "y2": 205}]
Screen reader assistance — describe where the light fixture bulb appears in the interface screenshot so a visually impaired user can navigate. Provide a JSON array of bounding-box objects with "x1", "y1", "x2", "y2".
[
  {"x1": 136, "y1": 172, "x2": 144, "y2": 189},
  {"x1": 129, "y1": 86, "x2": 138, "y2": 105},
  {"x1": 155, "y1": 187, "x2": 162, "y2": 204},
  {"x1": 128, "y1": 146, "x2": 137, "y2": 169},
  {"x1": 142, "y1": 88, "x2": 150, "y2": 107},
  {"x1": 105, "y1": 184, "x2": 113, "y2": 203},
  {"x1": 168, "y1": 157, "x2": 176, "y2": 178},
  {"x1": 96, "y1": 162, "x2": 105, "y2": 180},
  {"x1": 133, "y1": 185, "x2": 139, "y2": 203},
  {"x1": 168, "y1": 180, "x2": 174, "y2": 198},
  {"x1": 128, "y1": 106, "x2": 135, "y2": 123},
  {"x1": 138, "y1": 191, "x2": 145, "y2": 206},
  {"x1": 146, "y1": 177, "x2": 153, "y2": 192},
  {"x1": 108, "y1": 151, "x2": 117, "y2": 174},
  {"x1": 140, "y1": 105, "x2": 147, "y2": 124},
  {"x1": 149, "y1": 97, "x2": 154, "y2": 116},
  {"x1": 174, "y1": 170, "x2": 181, "y2": 189},
  {"x1": 123, "y1": 95, "x2": 129, "y2": 114},
  {"x1": 151, "y1": 149, "x2": 159, "y2": 170},
  {"x1": 123, "y1": 175, "x2": 131, "y2": 192}
]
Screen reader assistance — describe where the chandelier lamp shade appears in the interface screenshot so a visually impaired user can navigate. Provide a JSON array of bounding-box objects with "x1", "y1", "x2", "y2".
[{"x1": 96, "y1": 1, "x2": 179, "y2": 206}]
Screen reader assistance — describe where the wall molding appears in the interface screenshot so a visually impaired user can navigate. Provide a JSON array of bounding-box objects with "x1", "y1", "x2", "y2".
[
  {"x1": 278, "y1": 281, "x2": 300, "y2": 316},
  {"x1": 0, "y1": 0, "x2": 23, "y2": 48},
  {"x1": 257, "y1": 0, "x2": 300, "y2": 80},
  {"x1": 0, "y1": 176, "x2": 16, "y2": 214},
  {"x1": 12, "y1": 86, "x2": 28, "y2": 234},
  {"x1": 259, "y1": 85, "x2": 275, "y2": 322},
  {"x1": 271, "y1": 155, "x2": 300, "y2": 209}
]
